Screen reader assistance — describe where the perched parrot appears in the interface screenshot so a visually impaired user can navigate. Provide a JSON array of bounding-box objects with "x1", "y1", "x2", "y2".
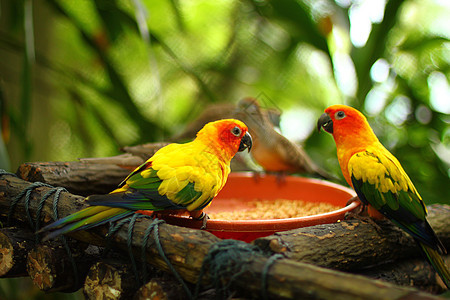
[
  {"x1": 317, "y1": 104, "x2": 450, "y2": 288},
  {"x1": 41, "y1": 119, "x2": 252, "y2": 240},
  {"x1": 235, "y1": 98, "x2": 332, "y2": 179}
]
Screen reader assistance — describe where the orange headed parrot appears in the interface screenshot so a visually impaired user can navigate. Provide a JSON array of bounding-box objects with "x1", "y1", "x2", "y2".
[
  {"x1": 317, "y1": 104, "x2": 449, "y2": 288},
  {"x1": 41, "y1": 119, "x2": 252, "y2": 240}
]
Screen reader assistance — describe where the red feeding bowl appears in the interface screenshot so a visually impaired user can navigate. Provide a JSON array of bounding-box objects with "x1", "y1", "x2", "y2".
[{"x1": 160, "y1": 172, "x2": 358, "y2": 242}]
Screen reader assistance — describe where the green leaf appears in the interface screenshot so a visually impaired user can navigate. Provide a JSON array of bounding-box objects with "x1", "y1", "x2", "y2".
[
  {"x1": 352, "y1": 0, "x2": 404, "y2": 104},
  {"x1": 253, "y1": 0, "x2": 330, "y2": 57},
  {"x1": 46, "y1": 0, "x2": 167, "y2": 142}
]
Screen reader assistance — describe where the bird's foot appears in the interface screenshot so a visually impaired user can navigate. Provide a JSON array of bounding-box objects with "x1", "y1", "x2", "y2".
[
  {"x1": 191, "y1": 211, "x2": 210, "y2": 230},
  {"x1": 274, "y1": 172, "x2": 287, "y2": 185},
  {"x1": 344, "y1": 196, "x2": 365, "y2": 214},
  {"x1": 264, "y1": 171, "x2": 287, "y2": 185},
  {"x1": 344, "y1": 197, "x2": 382, "y2": 232},
  {"x1": 136, "y1": 210, "x2": 155, "y2": 217},
  {"x1": 251, "y1": 171, "x2": 263, "y2": 183}
]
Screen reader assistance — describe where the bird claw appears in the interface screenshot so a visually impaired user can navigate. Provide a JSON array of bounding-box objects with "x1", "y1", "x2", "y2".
[
  {"x1": 251, "y1": 171, "x2": 262, "y2": 183},
  {"x1": 344, "y1": 197, "x2": 383, "y2": 232},
  {"x1": 193, "y1": 212, "x2": 210, "y2": 230},
  {"x1": 345, "y1": 196, "x2": 370, "y2": 218},
  {"x1": 274, "y1": 172, "x2": 287, "y2": 185}
]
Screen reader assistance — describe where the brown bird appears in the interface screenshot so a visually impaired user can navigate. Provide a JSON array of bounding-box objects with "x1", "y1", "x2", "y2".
[
  {"x1": 172, "y1": 103, "x2": 281, "y2": 142},
  {"x1": 171, "y1": 103, "x2": 236, "y2": 142},
  {"x1": 234, "y1": 97, "x2": 332, "y2": 179}
]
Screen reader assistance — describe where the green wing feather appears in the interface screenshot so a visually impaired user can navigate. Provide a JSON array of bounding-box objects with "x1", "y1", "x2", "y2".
[
  {"x1": 348, "y1": 146, "x2": 445, "y2": 251},
  {"x1": 92, "y1": 161, "x2": 207, "y2": 211},
  {"x1": 348, "y1": 147, "x2": 426, "y2": 219}
]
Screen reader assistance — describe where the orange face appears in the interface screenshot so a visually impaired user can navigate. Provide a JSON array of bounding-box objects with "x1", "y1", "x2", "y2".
[
  {"x1": 318, "y1": 105, "x2": 378, "y2": 149},
  {"x1": 218, "y1": 120, "x2": 251, "y2": 152},
  {"x1": 197, "y1": 119, "x2": 252, "y2": 160}
]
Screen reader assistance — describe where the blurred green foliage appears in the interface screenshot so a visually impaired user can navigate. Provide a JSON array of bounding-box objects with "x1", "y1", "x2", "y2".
[
  {"x1": 0, "y1": 0, "x2": 449, "y2": 204},
  {"x1": 0, "y1": 0, "x2": 449, "y2": 298}
]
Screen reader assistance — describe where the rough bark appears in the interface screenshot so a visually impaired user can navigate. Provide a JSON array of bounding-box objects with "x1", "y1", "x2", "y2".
[
  {"x1": 359, "y1": 256, "x2": 450, "y2": 294},
  {"x1": 133, "y1": 275, "x2": 189, "y2": 300},
  {"x1": 16, "y1": 159, "x2": 137, "y2": 196},
  {"x1": 252, "y1": 205, "x2": 450, "y2": 272},
  {"x1": 120, "y1": 142, "x2": 170, "y2": 160},
  {"x1": 26, "y1": 241, "x2": 97, "y2": 292},
  {"x1": 16, "y1": 143, "x2": 170, "y2": 197},
  {"x1": 0, "y1": 173, "x2": 447, "y2": 299},
  {"x1": 0, "y1": 227, "x2": 35, "y2": 277},
  {"x1": 84, "y1": 260, "x2": 139, "y2": 300},
  {"x1": 233, "y1": 257, "x2": 442, "y2": 300}
]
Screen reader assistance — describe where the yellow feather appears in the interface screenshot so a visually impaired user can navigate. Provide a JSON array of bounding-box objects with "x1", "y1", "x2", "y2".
[
  {"x1": 175, "y1": 166, "x2": 194, "y2": 181},
  {"x1": 112, "y1": 186, "x2": 128, "y2": 193},
  {"x1": 156, "y1": 167, "x2": 176, "y2": 180},
  {"x1": 141, "y1": 169, "x2": 154, "y2": 178},
  {"x1": 144, "y1": 137, "x2": 231, "y2": 209},
  {"x1": 349, "y1": 145, "x2": 414, "y2": 196},
  {"x1": 79, "y1": 208, "x2": 128, "y2": 226}
]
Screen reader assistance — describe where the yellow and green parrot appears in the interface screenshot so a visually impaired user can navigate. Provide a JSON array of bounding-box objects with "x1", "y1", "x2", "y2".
[
  {"x1": 41, "y1": 119, "x2": 252, "y2": 240},
  {"x1": 317, "y1": 104, "x2": 449, "y2": 289}
]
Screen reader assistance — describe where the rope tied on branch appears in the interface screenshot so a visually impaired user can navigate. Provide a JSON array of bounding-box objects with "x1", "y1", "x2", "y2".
[
  {"x1": 1, "y1": 169, "x2": 81, "y2": 287},
  {"x1": 7, "y1": 181, "x2": 52, "y2": 228},
  {"x1": 261, "y1": 253, "x2": 284, "y2": 300},
  {"x1": 194, "y1": 239, "x2": 265, "y2": 299},
  {"x1": 107, "y1": 213, "x2": 194, "y2": 298},
  {"x1": 2, "y1": 169, "x2": 192, "y2": 296},
  {"x1": 140, "y1": 217, "x2": 194, "y2": 298}
]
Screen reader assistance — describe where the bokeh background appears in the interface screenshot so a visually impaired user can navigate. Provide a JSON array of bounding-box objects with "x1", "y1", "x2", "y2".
[{"x1": 0, "y1": 0, "x2": 449, "y2": 297}]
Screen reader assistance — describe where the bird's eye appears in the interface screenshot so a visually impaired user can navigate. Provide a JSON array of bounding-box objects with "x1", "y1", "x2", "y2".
[
  {"x1": 335, "y1": 111, "x2": 346, "y2": 120},
  {"x1": 231, "y1": 126, "x2": 241, "y2": 137}
]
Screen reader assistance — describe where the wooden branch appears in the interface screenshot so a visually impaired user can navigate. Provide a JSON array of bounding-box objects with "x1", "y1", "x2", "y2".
[
  {"x1": 134, "y1": 278, "x2": 188, "y2": 300},
  {"x1": 133, "y1": 270, "x2": 190, "y2": 300},
  {"x1": 16, "y1": 143, "x2": 170, "y2": 196},
  {"x1": 252, "y1": 204, "x2": 450, "y2": 272},
  {"x1": 27, "y1": 241, "x2": 96, "y2": 292},
  {"x1": 359, "y1": 256, "x2": 450, "y2": 294},
  {"x1": 120, "y1": 142, "x2": 170, "y2": 160},
  {"x1": 0, "y1": 227, "x2": 35, "y2": 277},
  {"x1": 0, "y1": 173, "x2": 446, "y2": 299},
  {"x1": 16, "y1": 159, "x2": 137, "y2": 196},
  {"x1": 84, "y1": 261, "x2": 139, "y2": 300},
  {"x1": 233, "y1": 257, "x2": 442, "y2": 300}
]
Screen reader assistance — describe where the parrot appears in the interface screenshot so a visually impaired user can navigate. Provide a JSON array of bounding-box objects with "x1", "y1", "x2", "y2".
[
  {"x1": 235, "y1": 97, "x2": 332, "y2": 179},
  {"x1": 40, "y1": 119, "x2": 252, "y2": 240},
  {"x1": 317, "y1": 104, "x2": 450, "y2": 288}
]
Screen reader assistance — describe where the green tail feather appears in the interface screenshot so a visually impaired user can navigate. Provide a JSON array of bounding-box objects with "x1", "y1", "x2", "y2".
[
  {"x1": 40, "y1": 206, "x2": 132, "y2": 241},
  {"x1": 420, "y1": 242, "x2": 450, "y2": 289}
]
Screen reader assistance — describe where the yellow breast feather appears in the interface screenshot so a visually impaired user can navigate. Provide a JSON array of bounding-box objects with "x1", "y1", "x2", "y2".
[
  {"x1": 348, "y1": 146, "x2": 413, "y2": 194},
  {"x1": 150, "y1": 141, "x2": 229, "y2": 210},
  {"x1": 348, "y1": 145, "x2": 425, "y2": 216}
]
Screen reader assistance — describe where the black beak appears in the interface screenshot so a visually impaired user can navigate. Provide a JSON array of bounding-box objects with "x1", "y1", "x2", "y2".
[
  {"x1": 317, "y1": 113, "x2": 333, "y2": 134},
  {"x1": 238, "y1": 132, "x2": 253, "y2": 152}
]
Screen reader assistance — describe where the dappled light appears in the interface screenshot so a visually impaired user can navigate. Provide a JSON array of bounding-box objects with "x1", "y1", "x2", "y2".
[{"x1": 0, "y1": 0, "x2": 449, "y2": 296}]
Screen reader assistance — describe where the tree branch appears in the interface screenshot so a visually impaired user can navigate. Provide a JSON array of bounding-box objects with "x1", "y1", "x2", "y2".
[{"x1": 0, "y1": 173, "x2": 447, "y2": 298}]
